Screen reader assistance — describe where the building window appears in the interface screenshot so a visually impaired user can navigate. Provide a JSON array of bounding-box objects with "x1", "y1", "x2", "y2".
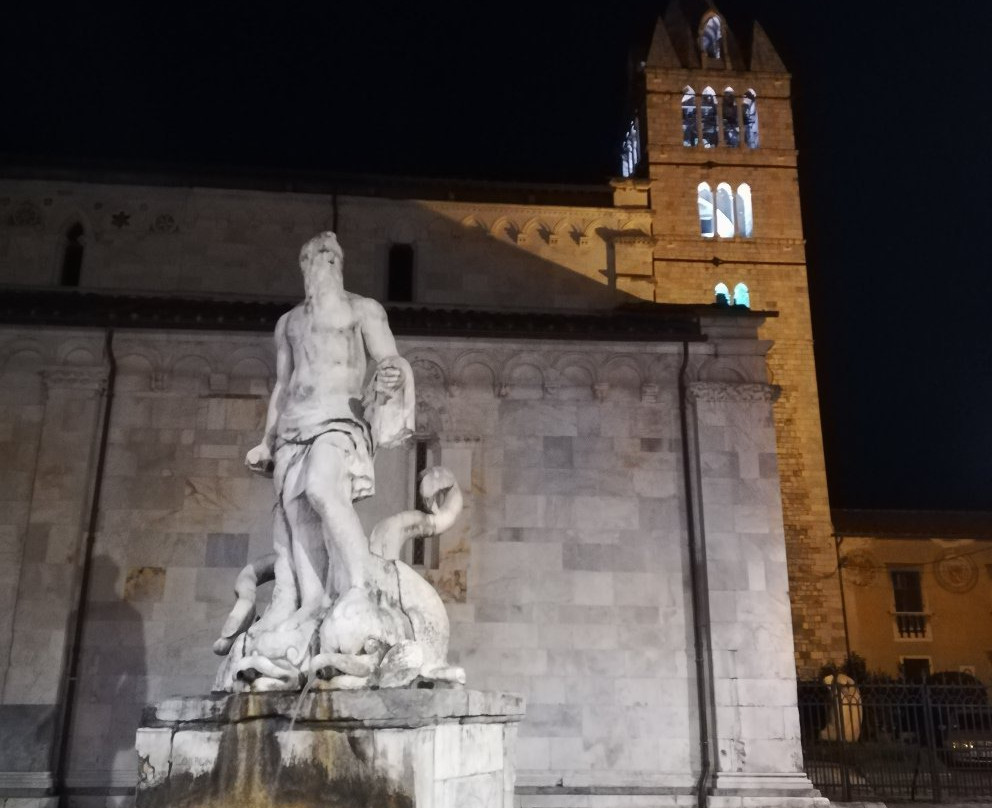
[
  {"x1": 743, "y1": 90, "x2": 760, "y2": 148},
  {"x1": 735, "y1": 183, "x2": 753, "y2": 237},
  {"x1": 714, "y1": 282, "x2": 730, "y2": 306},
  {"x1": 387, "y1": 243, "x2": 414, "y2": 302},
  {"x1": 722, "y1": 88, "x2": 740, "y2": 147},
  {"x1": 700, "y1": 14, "x2": 723, "y2": 60},
  {"x1": 682, "y1": 86, "x2": 758, "y2": 150},
  {"x1": 715, "y1": 183, "x2": 736, "y2": 237},
  {"x1": 733, "y1": 283, "x2": 750, "y2": 308},
  {"x1": 891, "y1": 568, "x2": 929, "y2": 639},
  {"x1": 697, "y1": 183, "x2": 714, "y2": 237},
  {"x1": 901, "y1": 657, "x2": 932, "y2": 682},
  {"x1": 682, "y1": 87, "x2": 698, "y2": 147},
  {"x1": 621, "y1": 117, "x2": 642, "y2": 177},
  {"x1": 697, "y1": 183, "x2": 753, "y2": 238},
  {"x1": 701, "y1": 87, "x2": 719, "y2": 148},
  {"x1": 61, "y1": 222, "x2": 84, "y2": 287}
]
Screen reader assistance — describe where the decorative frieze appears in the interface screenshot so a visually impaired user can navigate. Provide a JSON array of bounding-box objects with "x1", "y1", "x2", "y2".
[{"x1": 687, "y1": 381, "x2": 780, "y2": 403}]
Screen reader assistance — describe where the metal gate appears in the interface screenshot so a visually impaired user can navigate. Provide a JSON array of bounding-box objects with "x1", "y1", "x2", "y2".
[{"x1": 798, "y1": 680, "x2": 992, "y2": 802}]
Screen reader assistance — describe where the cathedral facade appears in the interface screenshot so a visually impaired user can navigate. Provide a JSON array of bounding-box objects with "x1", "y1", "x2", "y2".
[{"x1": 0, "y1": 5, "x2": 841, "y2": 806}]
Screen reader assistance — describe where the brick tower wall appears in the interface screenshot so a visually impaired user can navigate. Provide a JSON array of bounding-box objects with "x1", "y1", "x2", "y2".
[{"x1": 636, "y1": 61, "x2": 846, "y2": 674}]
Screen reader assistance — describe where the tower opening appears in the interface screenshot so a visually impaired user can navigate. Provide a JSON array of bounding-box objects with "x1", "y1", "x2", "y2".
[
  {"x1": 682, "y1": 87, "x2": 698, "y2": 147},
  {"x1": 701, "y1": 87, "x2": 718, "y2": 148},
  {"x1": 698, "y1": 183, "x2": 714, "y2": 238}
]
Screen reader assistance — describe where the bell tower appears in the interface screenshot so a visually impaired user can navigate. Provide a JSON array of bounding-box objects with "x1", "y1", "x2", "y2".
[{"x1": 618, "y1": 1, "x2": 845, "y2": 674}]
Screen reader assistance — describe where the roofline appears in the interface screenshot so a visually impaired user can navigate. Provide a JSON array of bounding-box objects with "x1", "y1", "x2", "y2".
[{"x1": 0, "y1": 156, "x2": 616, "y2": 208}]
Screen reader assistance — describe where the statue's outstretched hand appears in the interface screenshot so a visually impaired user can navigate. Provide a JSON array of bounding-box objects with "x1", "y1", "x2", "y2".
[{"x1": 245, "y1": 442, "x2": 274, "y2": 477}]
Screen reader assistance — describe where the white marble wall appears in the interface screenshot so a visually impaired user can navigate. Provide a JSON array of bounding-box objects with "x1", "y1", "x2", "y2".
[{"x1": 0, "y1": 316, "x2": 816, "y2": 806}]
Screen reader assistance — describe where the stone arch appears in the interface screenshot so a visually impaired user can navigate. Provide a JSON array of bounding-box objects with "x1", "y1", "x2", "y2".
[
  {"x1": 603, "y1": 354, "x2": 644, "y2": 392},
  {"x1": 56, "y1": 339, "x2": 100, "y2": 366},
  {"x1": 460, "y1": 214, "x2": 488, "y2": 234},
  {"x1": 408, "y1": 354, "x2": 449, "y2": 390},
  {"x1": 451, "y1": 350, "x2": 499, "y2": 394},
  {"x1": 489, "y1": 216, "x2": 518, "y2": 242},
  {"x1": 227, "y1": 347, "x2": 274, "y2": 377},
  {"x1": 1, "y1": 345, "x2": 46, "y2": 373},
  {"x1": 698, "y1": 357, "x2": 747, "y2": 383}
]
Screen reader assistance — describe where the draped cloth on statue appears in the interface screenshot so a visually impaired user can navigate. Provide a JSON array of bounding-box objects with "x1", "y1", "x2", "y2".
[{"x1": 275, "y1": 356, "x2": 415, "y2": 505}]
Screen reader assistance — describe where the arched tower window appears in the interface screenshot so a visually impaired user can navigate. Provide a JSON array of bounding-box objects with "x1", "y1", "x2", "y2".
[
  {"x1": 735, "y1": 183, "x2": 753, "y2": 237},
  {"x1": 682, "y1": 87, "x2": 698, "y2": 147},
  {"x1": 621, "y1": 117, "x2": 641, "y2": 177},
  {"x1": 697, "y1": 183, "x2": 714, "y2": 238},
  {"x1": 743, "y1": 90, "x2": 760, "y2": 148},
  {"x1": 701, "y1": 15, "x2": 723, "y2": 60},
  {"x1": 61, "y1": 223, "x2": 84, "y2": 287},
  {"x1": 714, "y1": 282, "x2": 730, "y2": 306},
  {"x1": 715, "y1": 183, "x2": 735, "y2": 238},
  {"x1": 733, "y1": 283, "x2": 750, "y2": 308},
  {"x1": 700, "y1": 87, "x2": 718, "y2": 148},
  {"x1": 722, "y1": 88, "x2": 739, "y2": 147}
]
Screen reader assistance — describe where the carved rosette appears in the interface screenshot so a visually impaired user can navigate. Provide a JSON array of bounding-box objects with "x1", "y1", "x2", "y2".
[{"x1": 687, "y1": 382, "x2": 781, "y2": 404}]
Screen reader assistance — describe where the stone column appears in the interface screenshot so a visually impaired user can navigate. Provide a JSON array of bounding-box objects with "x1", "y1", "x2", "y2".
[
  {"x1": 0, "y1": 365, "x2": 109, "y2": 797},
  {"x1": 686, "y1": 382, "x2": 826, "y2": 807}
]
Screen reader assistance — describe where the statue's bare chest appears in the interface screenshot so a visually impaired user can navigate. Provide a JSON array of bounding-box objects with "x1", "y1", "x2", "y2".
[{"x1": 287, "y1": 305, "x2": 362, "y2": 363}]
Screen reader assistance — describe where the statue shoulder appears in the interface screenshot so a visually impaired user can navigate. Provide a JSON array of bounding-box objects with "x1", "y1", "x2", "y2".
[
  {"x1": 349, "y1": 293, "x2": 388, "y2": 322},
  {"x1": 275, "y1": 305, "x2": 303, "y2": 340}
]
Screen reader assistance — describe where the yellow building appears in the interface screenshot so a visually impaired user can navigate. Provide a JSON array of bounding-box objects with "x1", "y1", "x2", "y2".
[{"x1": 834, "y1": 509, "x2": 992, "y2": 682}]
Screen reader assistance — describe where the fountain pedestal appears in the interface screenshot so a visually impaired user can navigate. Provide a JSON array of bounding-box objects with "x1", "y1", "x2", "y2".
[{"x1": 135, "y1": 688, "x2": 523, "y2": 808}]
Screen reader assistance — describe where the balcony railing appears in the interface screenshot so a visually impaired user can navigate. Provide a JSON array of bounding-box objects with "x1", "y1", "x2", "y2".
[{"x1": 895, "y1": 611, "x2": 929, "y2": 639}]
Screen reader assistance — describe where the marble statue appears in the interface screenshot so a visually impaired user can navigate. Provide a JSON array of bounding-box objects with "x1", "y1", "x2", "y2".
[{"x1": 212, "y1": 231, "x2": 466, "y2": 692}]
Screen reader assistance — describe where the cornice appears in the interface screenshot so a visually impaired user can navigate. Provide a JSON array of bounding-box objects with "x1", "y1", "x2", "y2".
[{"x1": 0, "y1": 288, "x2": 725, "y2": 343}]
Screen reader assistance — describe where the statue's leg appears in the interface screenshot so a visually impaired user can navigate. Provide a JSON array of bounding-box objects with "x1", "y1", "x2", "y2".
[
  {"x1": 285, "y1": 492, "x2": 330, "y2": 619},
  {"x1": 305, "y1": 436, "x2": 370, "y2": 594},
  {"x1": 247, "y1": 502, "x2": 297, "y2": 634}
]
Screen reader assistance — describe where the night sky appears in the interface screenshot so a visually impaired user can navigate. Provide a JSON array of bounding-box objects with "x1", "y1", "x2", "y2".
[{"x1": 1, "y1": 1, "x2": 989, "y2": 512}]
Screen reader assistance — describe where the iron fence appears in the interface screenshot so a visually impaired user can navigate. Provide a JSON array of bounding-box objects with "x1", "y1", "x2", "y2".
[{"x1": 798, "y1": 680, "x2": 992, "y2": 802}]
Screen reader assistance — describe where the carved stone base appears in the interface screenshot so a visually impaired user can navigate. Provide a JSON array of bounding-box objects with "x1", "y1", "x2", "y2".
[{"x1": 135, "y1": 689, "x2": 523, "y2": 808}]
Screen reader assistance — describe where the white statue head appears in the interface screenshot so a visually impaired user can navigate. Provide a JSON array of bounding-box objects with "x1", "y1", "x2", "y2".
[{"x1": 299, "y1": 231, "x2": 344, "y2": 294}]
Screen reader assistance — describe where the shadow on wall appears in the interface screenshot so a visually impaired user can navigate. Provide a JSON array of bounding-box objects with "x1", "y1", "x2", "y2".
[{"x1": 63, "y1": 553, "x2": 148, "y2": 792}]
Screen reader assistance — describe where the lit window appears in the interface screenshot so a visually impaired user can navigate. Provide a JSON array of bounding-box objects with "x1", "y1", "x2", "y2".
[
  {"x1": 715, "y1": 183, "x2": 735, "y2": 238},
  {"x1": 61, "y1": 222, "x2": 84, "y2": 287},
  {"x1": 743, "y1": 90, "x2": 760, "y2": 149},
  {"x1": 701, "y1": 87, "x2": 718, "y2": 148},
  {"x1": 891, "y1": 569, "x2": 929, "y2": 639},
  {"x1": 701, "y1": 15, "x2": 722, "y2": 60},
  {"x1": 682, "y1": 87, "x2": 698, "y2": 147},
  {"x1": 735, "y1": 184, "x2": 753, "y2": 237},
  {"x1": 714, "y1": 282, "x2": 730, "y2": 306},
  {"x1": 387, "y1": 243, "x2": 414, "y2": 302},
  {"x1": 733, "y1": 283, "x2": 750, "y2": 308},
  {"x1": 697, "y1": 183, "x2": 714, "y2": 238},
  {"x1": 621, "y1": 117, "x2": 641, "y2": 177},
  {"x1": 722, "y1": 88, "x2": 739, "y2": 147}
]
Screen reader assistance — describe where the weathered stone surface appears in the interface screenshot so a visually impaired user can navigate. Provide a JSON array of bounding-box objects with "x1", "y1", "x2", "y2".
[{"x1": 136, "y1": 689, "x2": 522, "y2": 807}]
